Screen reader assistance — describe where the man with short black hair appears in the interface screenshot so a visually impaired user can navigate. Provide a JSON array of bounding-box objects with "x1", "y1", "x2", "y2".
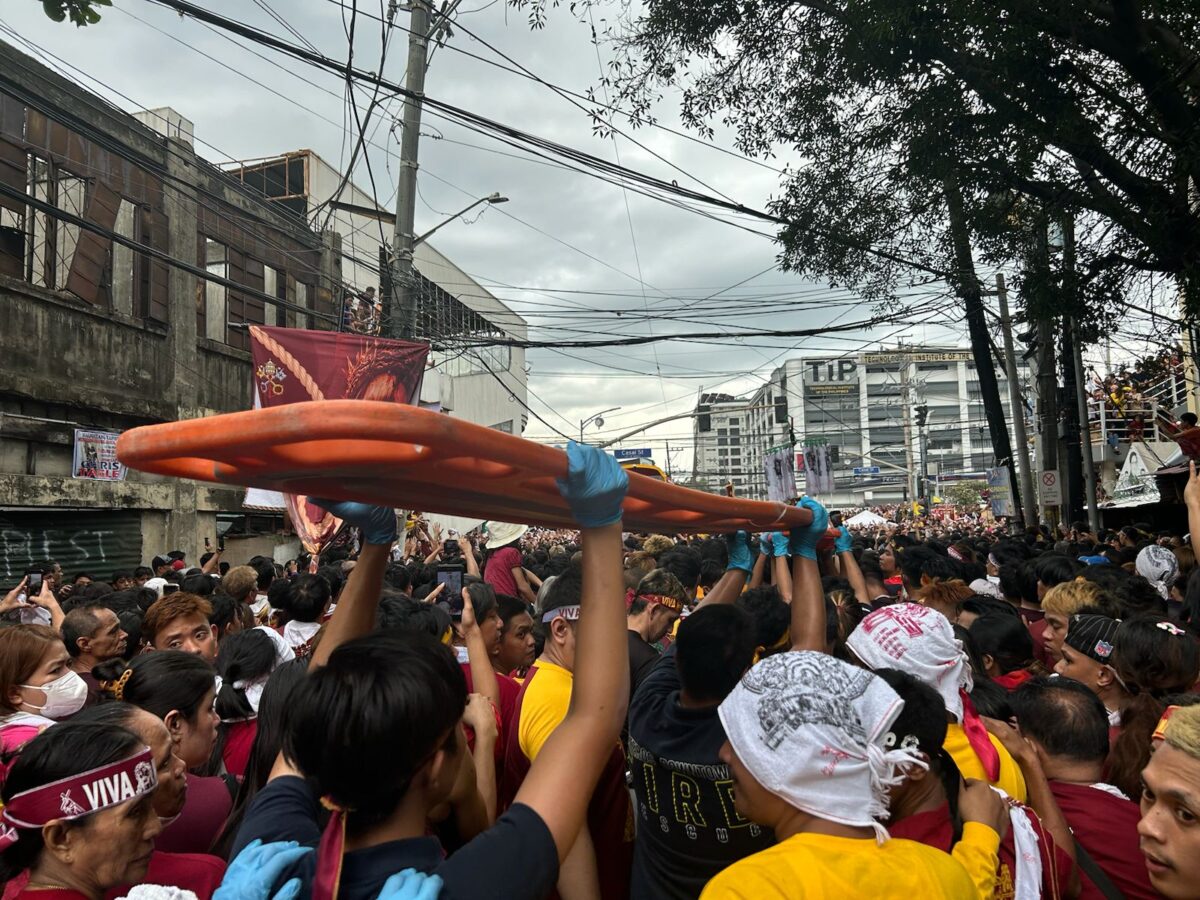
[
  {"x1": 279, "y1": 574, "x2": 332, "y2": 657},
  {"x1": 1013, "y1": 676, "x2": 1156, "y2": 899},
  {"x1": 504, "y1": 566, "x2": 633, "y2": 899},
  {"x1": 626, "y1": 569, "x2": 686, "y2": 698},
  {"x1": 627, "y1": 591, "x2": 771, "y2": 899},
  {"x1": 62, "y1": 602, "x2": 128, "y2": 706}
]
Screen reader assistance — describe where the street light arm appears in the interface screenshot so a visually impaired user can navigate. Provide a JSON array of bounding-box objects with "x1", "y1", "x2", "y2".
[
  {"x1": 412, "y1": 193, "x2": 507, "y2": 247},
  {"x1": 412, "y1": 197, "x2": 488, "y2": 247},
  {"x1": 595, "y1": 404, "x2": 777, "y2": 449}
]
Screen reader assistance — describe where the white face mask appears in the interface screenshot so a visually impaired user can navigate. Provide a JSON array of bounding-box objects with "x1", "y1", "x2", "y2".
[{"x1": 20, "y1": 670, "x2": 88, "y2": 719}]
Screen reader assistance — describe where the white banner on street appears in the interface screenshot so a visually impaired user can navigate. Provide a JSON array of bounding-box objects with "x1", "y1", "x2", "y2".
[
  {"x1": 763, "y1": 447, "x2": 798, "y2": 502},
  {"x1": 801, "y1": 444, "x2": 835, "y2": 495}
]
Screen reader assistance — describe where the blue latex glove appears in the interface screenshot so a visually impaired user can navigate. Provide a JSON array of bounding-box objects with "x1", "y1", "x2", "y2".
[
  {"x1": 377, "y1": 869, "x2": 444, "y2": 900},
  {"x1": 788, "y1": 497, "x2": 830, "y2": 560},
  {"x1": 555, "y1": 441, "x2": 629, "y2": 528},
  {"x1": 834, "y1": 525, "x2": 854, "y2": 554},
  {"x1": 726, "y1": 530, "x2": 754, "y2": 574},
  {"x1": 214, "y1": 839, "x2": 312, "y2": 900},
  {"x1": 770, "y1": 532, "x2": 790, "y2": 558},
  {"x1": 308, "y1": 498, "x2": 397, "y2": 545}
]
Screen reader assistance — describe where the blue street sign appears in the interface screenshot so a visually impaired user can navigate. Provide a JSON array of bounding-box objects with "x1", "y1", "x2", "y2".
[
  {"x1": 853, "y1": 466, "x2": 882, "y2": 476},
  {"x1": 613, "y1": 448, "x2": 653, "y2": 460}
]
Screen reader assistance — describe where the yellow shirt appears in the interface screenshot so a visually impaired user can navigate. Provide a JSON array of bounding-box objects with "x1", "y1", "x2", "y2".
[
  {"x1": 944, "y1": 723, "x2": 1027, "y2": 803},
  {"x1": 953, "y1": 821, "x2": 1002, "y2": 900},
  {"x1": 517, "y1": 660, "x2": 573, "y2": 762},
  {"x1": 699, "y1": 832, "x2": 976, "y2": 899}
]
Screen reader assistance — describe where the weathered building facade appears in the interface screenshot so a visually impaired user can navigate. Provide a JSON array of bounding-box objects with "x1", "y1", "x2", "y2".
[{"x1": 0, "y1": 39, "x2": 342, "y2": 576}]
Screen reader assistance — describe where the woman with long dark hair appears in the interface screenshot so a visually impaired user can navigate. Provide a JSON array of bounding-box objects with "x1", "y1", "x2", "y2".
[
  {"x1": 210, "y1": 657, "x2": 307, "y2": 860},
  {"x1": 1107, "y1": 615, "x2": 1200, "y2": 799},
  {"x1": 93, "y1": 651, "x2": 225, "y2": 855}
]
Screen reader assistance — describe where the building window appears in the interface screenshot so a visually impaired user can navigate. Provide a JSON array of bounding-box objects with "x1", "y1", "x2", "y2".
[
  {"x1": 491, "y1": 420, "x2": 513, "y2": 433},
  {"x1": 204, "y1": 239, "x2": 228, "y2": 343}
]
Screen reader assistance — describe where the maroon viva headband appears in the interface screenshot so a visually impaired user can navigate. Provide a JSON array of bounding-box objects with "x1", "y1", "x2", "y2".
[{"x1": 0, "y1": 747, "x2": 157, "y2": 848}]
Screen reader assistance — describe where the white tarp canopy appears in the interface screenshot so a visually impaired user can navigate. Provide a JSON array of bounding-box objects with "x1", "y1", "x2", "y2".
[{"x1": 846, "y1": 510, "x2": 889, "y2": 528}]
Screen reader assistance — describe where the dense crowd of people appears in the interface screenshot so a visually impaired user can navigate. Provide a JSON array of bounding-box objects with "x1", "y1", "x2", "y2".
[{"x1": 3, "y1": 444, "x2": 1200, "y2": 898}]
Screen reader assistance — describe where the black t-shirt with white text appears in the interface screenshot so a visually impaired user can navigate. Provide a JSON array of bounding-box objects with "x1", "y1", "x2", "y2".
[{"x1": 626, "y1": 645, "x2": 774, "y2": 900}]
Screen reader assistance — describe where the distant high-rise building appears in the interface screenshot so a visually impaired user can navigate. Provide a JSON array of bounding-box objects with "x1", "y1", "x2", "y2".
[{"x1": 692, "y1": 346, "x2": 1033, "y2": 506}]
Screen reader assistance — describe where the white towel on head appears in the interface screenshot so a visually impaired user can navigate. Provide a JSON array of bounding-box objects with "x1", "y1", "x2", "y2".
[
  {"x1": 846, "y1": 603, "x2": 972, "y2": 722},
  {"x1": 718, "y1": 651, "x2": 919, "y2": 841}
]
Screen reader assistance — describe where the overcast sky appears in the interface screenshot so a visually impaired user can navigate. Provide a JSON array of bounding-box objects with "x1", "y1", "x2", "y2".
[{"x1": 0, "y1": 0, "x2": 1081, "y2": 475}]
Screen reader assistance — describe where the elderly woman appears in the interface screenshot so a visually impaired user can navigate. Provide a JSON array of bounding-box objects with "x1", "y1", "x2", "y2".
[{"x1": 0, "y1": 722, "x2": 161, "y2": 899}]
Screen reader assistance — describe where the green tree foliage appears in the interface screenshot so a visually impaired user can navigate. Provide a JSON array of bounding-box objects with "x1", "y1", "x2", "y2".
[
  {"x1": 942, "y1": 480, "x2": 987, "y2": 509},
  {"x1": 39, "y1": 0, "x2": 110, "y2": 27},
  {"x1": 512, "y1": 0, "x2": 1200, "y2": 320}
]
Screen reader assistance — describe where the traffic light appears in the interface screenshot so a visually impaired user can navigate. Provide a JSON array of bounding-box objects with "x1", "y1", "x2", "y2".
[
  {"x1": 1018, "y1": 326, "x2": 1040, "y2": 361},
  {"x1": 915, "y1": 404, "x2": 929, "y2": 428}
]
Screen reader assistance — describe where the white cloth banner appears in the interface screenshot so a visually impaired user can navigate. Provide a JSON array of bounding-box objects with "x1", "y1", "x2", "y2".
[
  {"x1": 763, "y1": 447, "x2": 798, "y2": 502},
  {"x1": 801, "y1": 444, "x2": 835, "y2": 495}
]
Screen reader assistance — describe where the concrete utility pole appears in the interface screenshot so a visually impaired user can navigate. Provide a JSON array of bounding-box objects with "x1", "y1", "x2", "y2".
[
  {"x1": 389, "y1": 0, "x2": 432, "y2": 340},
  {"x1": 900, "y1": 361, "x2": 917, "y2": 503},
  {"x1": 1036, "y1": 316, "x2": 1059, "y2": 529},
  {"x1": 995, "y1": 274, "x2": 1037, "y2": 527},
  {"x1": 1071, "y1": 317, "x2": 1101, "y2": 533},
  {"x1": 1059, "y1": 216, "x2": 1085, "y2": 524}
]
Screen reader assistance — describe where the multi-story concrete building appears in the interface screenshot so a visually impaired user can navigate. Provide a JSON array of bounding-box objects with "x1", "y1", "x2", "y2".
[
  {"x1": 0, "y1": 39, "x2": 526, "y2": 576},
  {"x1": 690, "y1": 392, "x2": 753, "y2": 494},
  {"x1": 694, "y1": 346, "x2": 1033, "y2": 506}
]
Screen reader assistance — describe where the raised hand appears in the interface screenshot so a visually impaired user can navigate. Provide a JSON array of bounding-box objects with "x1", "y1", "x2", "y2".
[{"x1": 555, "y1": 441, "x2": 629, "y2": 528}]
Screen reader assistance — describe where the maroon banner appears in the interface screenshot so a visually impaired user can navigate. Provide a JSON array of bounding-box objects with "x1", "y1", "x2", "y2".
[{"x1": 249, "y1": 326, "x2": 429, "y2": 552}]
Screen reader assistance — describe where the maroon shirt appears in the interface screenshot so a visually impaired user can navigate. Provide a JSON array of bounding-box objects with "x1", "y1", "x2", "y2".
[
  {"x1": 501, "y1": 664, "x2": 632, "y2": 900},
  {"x1": 484, "y1": 546, "x2": 522, "y2": 597},
  {"x1": 156, "y1": 774, "x2": 233, "y2": 854},
  {"x1": 1050, "y1": 781, "x2": 1157, "y2": 900}
]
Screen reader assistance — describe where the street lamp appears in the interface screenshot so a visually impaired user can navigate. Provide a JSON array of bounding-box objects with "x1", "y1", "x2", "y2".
[
  {"x1": 580, "y1": 407, "x2": 621, "y2": 443},
  {"x1": 413, "y1": 193, "x2": 508, "y2": 247}
]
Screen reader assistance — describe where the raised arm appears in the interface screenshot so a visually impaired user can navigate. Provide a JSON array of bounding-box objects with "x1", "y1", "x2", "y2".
[
  {"x1": 513, "y1": 443, "x2": 629, "y2": 862},
  {"x1": 1187, "y1": 462, "x2": 1200, "y2": 563},
  {"x1": 304, "y1": 500, "x2": 396, "y2": 670},
  {"x1": 461, "y1": 586, "x2": 500, "y2": 710},
  {"x1": 201, "y1": 548, "x2": 223, "y2": 575},
  {"x1": 788, "y1": 498, "x2": 830, "y2": 653},
  {"x1": 834, "y1": 527, "x2": 871, "y2": 606},
  {"x1": 459, "y1": 536, "x2": 480, "y2": 578},
  {"x1": 747, "y1": 542, "x2": 768, "y2": 589},
  {"x1": 770, "y1": 533, "x2": 793, "y2": 604},
  {"x1": 696, "y1": 531, "x2": 752, "y2": 608}
]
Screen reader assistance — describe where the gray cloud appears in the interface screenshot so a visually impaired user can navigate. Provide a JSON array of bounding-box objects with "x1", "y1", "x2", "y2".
[{"x1": 3, "y1": 0, "x2": 951, "y2": 473}]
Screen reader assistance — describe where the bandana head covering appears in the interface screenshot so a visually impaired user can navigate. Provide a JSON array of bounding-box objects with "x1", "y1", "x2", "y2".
[
  {"x1": 625, "y1": 568, "x2": 688, "y2": 613},
  {"x1": 1136, "y1": 545, "x2": 1179, "y2": 599},
  {"x1": 1063, "y1": 614, "x2": 1120, "y2": 664},
  {"x1": 0, "y1": 746, "x2": 157, "y2": 849},
  {"x1": 846, "y1": 603, "x2": 1000, "y2": 782},
  {"x1": 718, "y1": 650, "x2": 915, "y2": 841}
]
